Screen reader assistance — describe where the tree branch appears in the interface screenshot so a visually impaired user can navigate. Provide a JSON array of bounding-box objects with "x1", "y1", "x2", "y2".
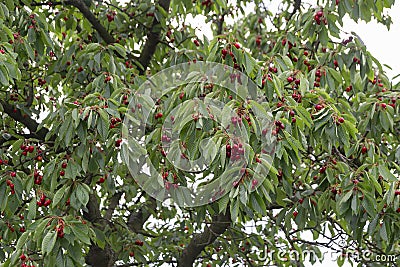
[
  {"x1": 177, "y1": 210, "x2": 231, "y2": 267},
  {"x1": 65, "y1": 0, "x2": 116, "y2": 44},
  {"x1": 137, "y1": 0, "x2": 171, "y2": 74},
  {"x1": 105, "y1": 192, "x2": 123, "y2": 220},
  {"x1": 127, "y1": 197, "x2": 157, "y2": 233},
  {"x1": 0, "y1": 101, "x2": 49, "y2": 140}
]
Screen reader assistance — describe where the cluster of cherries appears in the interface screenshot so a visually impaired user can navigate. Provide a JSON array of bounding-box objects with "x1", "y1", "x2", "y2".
[
  {"x1": 37, "y1": 77, "x2": 47, "y2": 86},
  {"x1": 6, "y1": 172, "x2": 16, "y2": 194},
  {"x1": 19, "y1": 253, "x2": 36, "y2": 267},
  {"x1": 37, "y1": 193, "x2": 51, "y2": 207},
  {"x1": 314, "y1": 10, "x2": 327, "y2": 25},
  {"x1": 59, "y1": 161, "x2": 67, "y2": 177},
  {"x1": 106, "y1": 10, "x2": 117, "y2": 22},
  {"x1": 221, "y1": 42, "x2": 241, "y2": 69},
  {"x1": 291, "y1": 91, "x2": 302, "y2": 103},
  {"x1": 225, "y1": 141, "x2": 245, "y2": 161},
  {"x1": 272, "y1": 120, "x2": 285, "y2": 135},
  {"x1": 33, "y1": 169, "x2": 43, "y2": 185},
  {"x1": 109, "y1": 117, "x2": 122, "y2": 129},
  {"x1": 261, "y1": 66, "x2": 278, "y2": 86},
  {"x1": 161, "y1": 134, "x2": 172, "y2": 143},
  {"x1": 201, "y1": 0, "x2": 212, "y2": 7},
  {"x1": 104, "y1": 75, "x2": 112, "y2": 83},
  {"x1": 231, "y1": 115, "x2": 251, "y2": 127},
  {"x1": 255, "y1": 35, "x2": 262, "y2": 46},
  {"x1": 20, "y1": 144, "x2": 37, "y2": 157},
  {"x1": 121, "y1": 94, "x2": 129, "y2": 105},
  {"x1": 353, "y1": 56, "x2": 361, "y2": 64},
  {"x1": 9, "y1": 93, "x2": 19, "y2": 101},
  {"x1": 314, "y1": 69, "x2": 324, "y2": 87},
  {"x1": 56, "y1": 220, "x2": 65, "y2": 238},
  {"x1": 135, "y1": 239, "x2": 144, "y2": 246}
]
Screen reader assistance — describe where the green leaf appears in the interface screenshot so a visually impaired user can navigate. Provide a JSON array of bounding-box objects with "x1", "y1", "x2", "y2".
[
  {"x1": 71, "y1": 223, "x2": 91, "y2": 245},
  {"x1": 23, "y1": 42, "x2": 35, "y2": 61},
  {"x1": 378, "y1": 165, "x2": 396, "y2": 181},
  {"x1": 244, "y1": 53, "x2": 256, "y2": 76},
  {"x1": 230, "y1": 199, "x2": 239, "y2": 222},
  {"x1": 27, "y1": 198, "x2": 37, "y2": 220},
  {"x1": 42, "y1": 231, "x2": 57, "y2": 255},
  {"x1": 16, "y1": 232, "x2": 29, "y2": 250},
  {"x1": 328, "y1": 68, "x2": 342, "y2": 83},
  {"x1": 379, "y1": 223, "x2": 388, "y2": 241},
  {"x1": 76, "y1": 184, "x2": 89, "y2": 206},
  {"x1": 282, "y1": 130, "x2": 305, "y2": 152},
  {"x1": 218, "y1": 195, "x2": 229, "y2": 213},
  {"x1": 52, "y1": 185, "x2": 67, "y2": 208}
]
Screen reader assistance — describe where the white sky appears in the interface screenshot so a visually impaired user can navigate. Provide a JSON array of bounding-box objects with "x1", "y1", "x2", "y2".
[{"x1": 341, "y1": 1, "x2": 400, "y2": 81}]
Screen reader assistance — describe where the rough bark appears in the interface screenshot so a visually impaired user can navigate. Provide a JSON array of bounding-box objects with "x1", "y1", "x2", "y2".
[
  {"x1": 137, "y1": 0, "x2": 171, "y2": 74},
  {"x1": 178, "y1": 211, "x2": 231, "y2": 267},
  {"x1": 0, "y1": 101, "x2": 49, "y2": 140}
]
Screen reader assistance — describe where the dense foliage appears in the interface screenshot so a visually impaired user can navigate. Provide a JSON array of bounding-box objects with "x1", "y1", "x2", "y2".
[{"x1": 0, "y1": 0, "x2": 399, "y2": 266}]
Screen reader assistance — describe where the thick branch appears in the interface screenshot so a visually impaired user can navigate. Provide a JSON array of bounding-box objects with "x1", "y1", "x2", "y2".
[
  {"x1": 137, "y1": 0, "x2": 171, "y2": 74},
  {"x1": 83, "y1": 186, "x2": 117, "y2": 267},
  {"x1": 178, "y1": 211, "x2": 231, "y2": 267},
  {"x1": 127, "y1": 197, "x2": 157, "y2": 233},
  {"x1": 83, "y1": 193, "x2": 102, "y2": 223},
  {"x1": 66, "y1": 0, "x2": 116, "y2": 44},
  {"x1": 105, "y1": 192, "x2": 123, "y2": 220},
  {"x1": 0, "y1": 101, "x2": 49, "y2": 140}
]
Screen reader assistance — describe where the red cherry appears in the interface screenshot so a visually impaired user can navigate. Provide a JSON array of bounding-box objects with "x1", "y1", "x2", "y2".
[
  {"x1": 287, "y1": 76, "x2": 294, "y2": 83},
  {"x1": 233, "y1": 42, "x2": 241, "y2": 49},
  {"x1": 10, "y1": 171, "x2": 16, "y2": 177},
  {"x1": 20, "y1": 254, "x2": 26, "y2": 261},
  {"x1": 334, "y1": 60, "x2": 338, "y2": 67},
  {"x1": 381, "y1": 103, "x2": 387, "y2": 109},
  {"x1": 115, "y1": 139, "x2": 122, "y2": 147},
  {"x1": 315, "y1": 104, "x2": 323, "y2": 111},
  {"x1": 43, "y1": 199, "x2": 51, "y2": 207},
  {"x1": 319, "y1": 166, "x2": 327, "y2": 174},
  {"x1": 61, "y1": 162, "x2": 67, "y2": 168},
  {"x1": 60, "y1": 170, "x2": 65, "y2": 176},
  {"x1": 193, "y1": 39, "x2": 200, "y2": 46},
  {"x1": 293, "y1": 211, "x2": 298, "y2": 217},
  {"x1": 338, "y1": 117, "x2": 345, "y2": 123},
  {"x1": 361, "y1": 146, "x2": 367, "y2": 154},
  {"x1": 129, "y1": 251, "x2": 134, "y2": 257},
  {"x1": 98, "y1": 177, "x2": 106, "y2": 183},
  {"x1": 28, "y1": 145, "x2": 34, "y2": 153}
]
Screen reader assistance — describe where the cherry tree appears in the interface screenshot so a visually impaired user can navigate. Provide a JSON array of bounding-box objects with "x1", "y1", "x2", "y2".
[{"x1": 0, "y1": 0, "x2": 399, "y2": 266}]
